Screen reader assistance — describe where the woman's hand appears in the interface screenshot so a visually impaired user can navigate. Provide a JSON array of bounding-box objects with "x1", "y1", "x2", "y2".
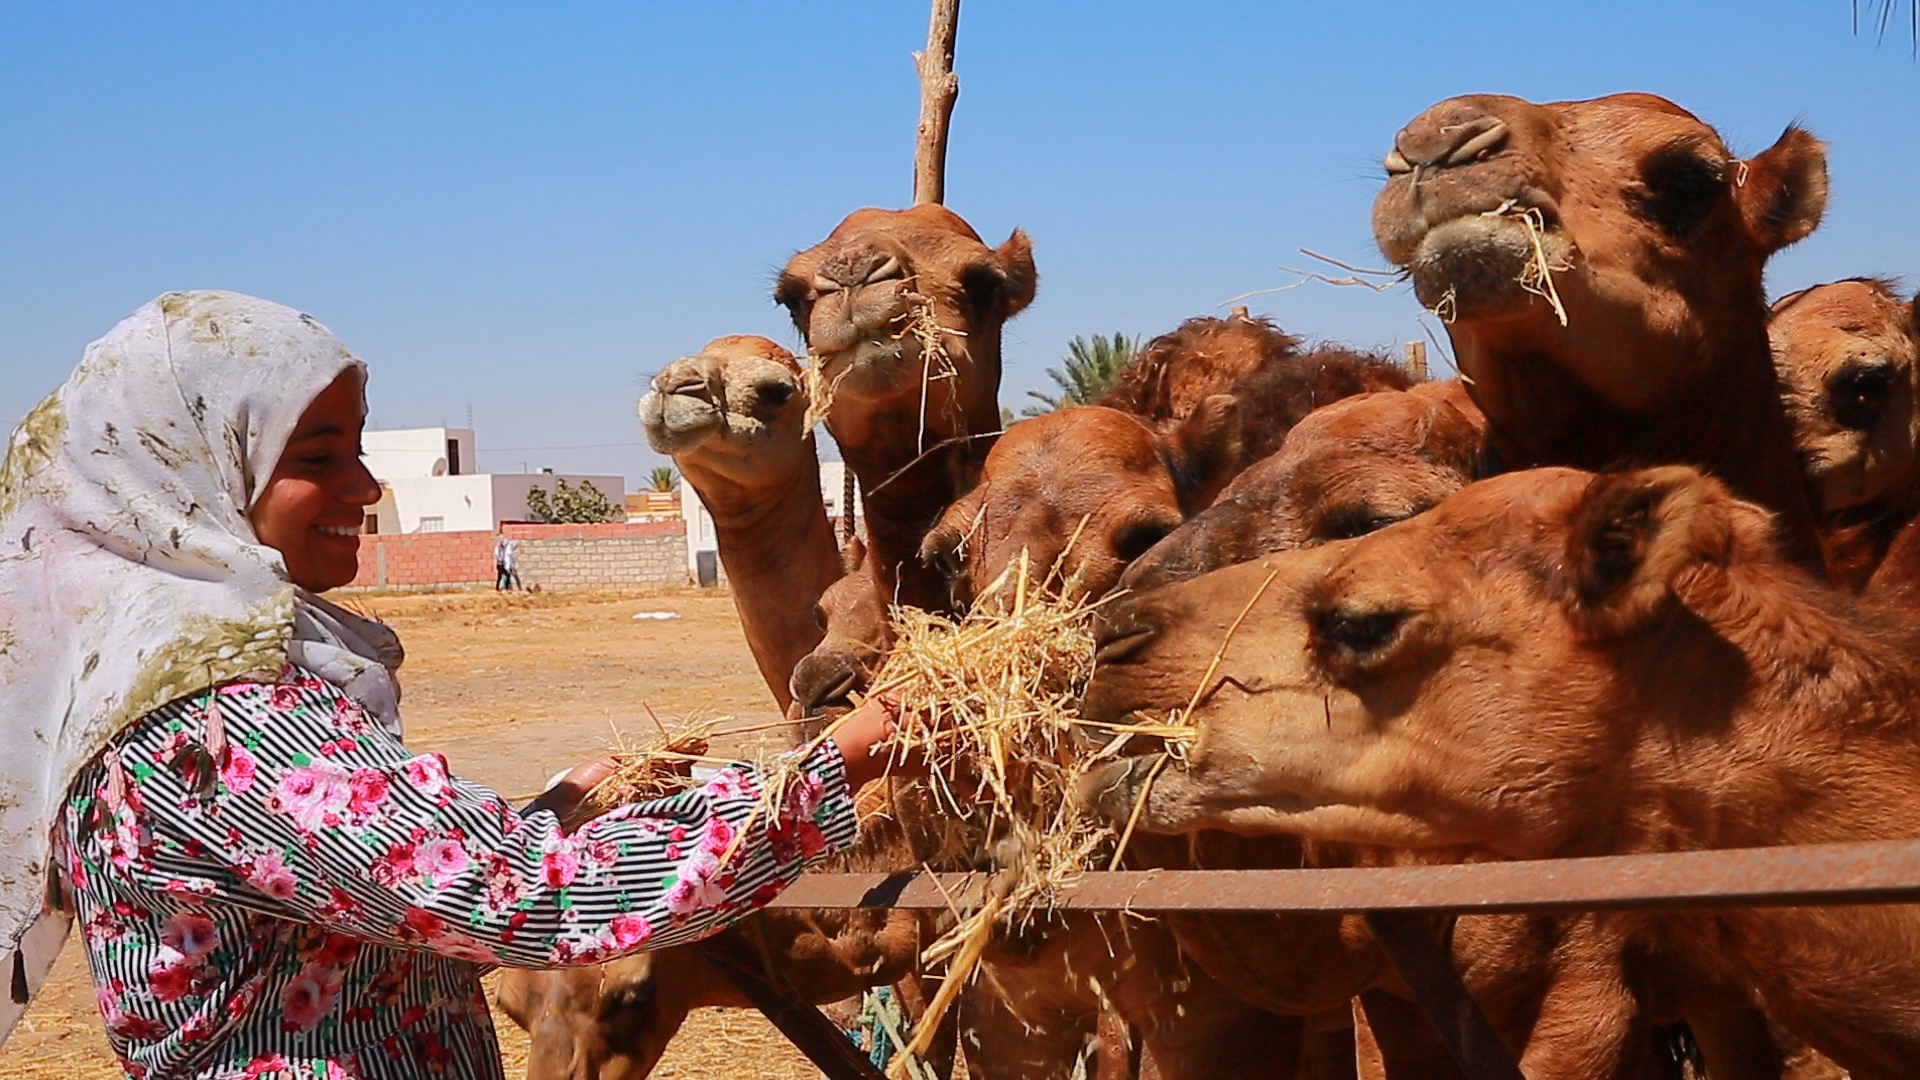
[
  {"x1": 524, "y1": 755, "x2": 618, "y2": 828},
  {"x1": 829, "y1": 695, "x2": 924, "y2": 791}
]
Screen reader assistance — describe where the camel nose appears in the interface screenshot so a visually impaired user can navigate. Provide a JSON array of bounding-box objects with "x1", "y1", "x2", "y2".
[
  {"x1": 1386, "y1": 105, "x2": 1510, "y2": 174},
  {"x1": 815, "y1": 248, "x2": 908, "y2": 293}
]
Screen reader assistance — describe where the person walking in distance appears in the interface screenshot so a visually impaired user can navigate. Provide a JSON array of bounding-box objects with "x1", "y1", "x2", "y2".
[
  {"x1": 494, "y1": 534, "x2": 512, "y2": 591},
  {"x1": 503, "y1": 536, "x2": 523, "y2": 591}
]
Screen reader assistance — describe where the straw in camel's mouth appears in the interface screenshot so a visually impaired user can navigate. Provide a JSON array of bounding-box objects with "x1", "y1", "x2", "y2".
[{"x1": 1407, "y1": 204, "x2": 1575, "y2": 326}]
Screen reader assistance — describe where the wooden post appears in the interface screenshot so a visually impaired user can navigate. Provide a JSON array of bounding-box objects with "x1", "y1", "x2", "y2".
[
  {"x1": 1405, "y1": 340, "x2": 1428, "y2": 382},
  {"x1": 912, "y1": 0, "x2": 961, "y2": 205},
  {"x1": 1229, "y1": 305, "x2": 1251, "y2": 321}
]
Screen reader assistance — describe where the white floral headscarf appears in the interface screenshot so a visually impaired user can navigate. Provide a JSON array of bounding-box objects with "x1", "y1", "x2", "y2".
[{"x1": 0, "y1": 291, "x2": 404, "y2": 1044}]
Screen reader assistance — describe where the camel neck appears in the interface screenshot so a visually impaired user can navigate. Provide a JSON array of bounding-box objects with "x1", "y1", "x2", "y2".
[{"x1": 681, "y1": 449, "x2": 844, "y2": 710}]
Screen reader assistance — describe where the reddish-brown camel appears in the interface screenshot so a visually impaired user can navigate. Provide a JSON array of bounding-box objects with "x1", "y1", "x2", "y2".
[
  {"x1": 920, "y1": 316, "x2": 1413, "y2": 608},
  {"x1": 1121, "y1": 381, "x2": 1487, "y2": 592},
  {"x1": 638, "y1": 336, "x2": 843, "y2": 709},
  {"x1": 1079, "y1": 466, "x2": 1920, "y2": 1078},
  {"x1": 1372, "y1": 92, "x2": 1829, "y2": 570},
  {"x1": 1770, "y1": 279, "x2": 1920, "y2": 590},
  {"x1": 778, "y1": 205, "x2": 1035, "y2": 713}
]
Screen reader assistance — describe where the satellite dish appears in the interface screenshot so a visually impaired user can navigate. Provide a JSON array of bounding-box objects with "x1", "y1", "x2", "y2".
[{"x1": 431, "y1": 457, "x2": 449, "y2": 477}]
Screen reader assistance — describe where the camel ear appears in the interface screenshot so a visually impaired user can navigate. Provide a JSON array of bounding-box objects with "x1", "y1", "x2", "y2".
[
  {"x1": 1561, "y1": 467, "x2": 1732, "y2": 637},
  {"x1": 1737, "y1": 126, "x2": 1828, "y2": 256},
  {"x1": 994, "y1": 229, "x2": 1038, "y2": 319},
  {"x1": 1167, "y1": 394, "x2": 1244, "y2": 514}
]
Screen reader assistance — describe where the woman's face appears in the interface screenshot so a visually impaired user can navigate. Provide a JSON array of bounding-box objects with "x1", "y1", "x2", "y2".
[{"x1": 249, "y1": 371, "x2": 382, "y2": 591}]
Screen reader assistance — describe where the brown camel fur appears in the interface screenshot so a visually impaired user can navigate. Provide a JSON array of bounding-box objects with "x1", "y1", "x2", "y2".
[
  {"x1": 1373, "y1": 92, "x2": 1828, "y2": 570},
  {"x1": 1078, "y1": 465, "x2": 1920, "y2": 1078},
  {"x1": 1122, "y1": 381, "x2": 1487, "y2": 593},
  {"x1": 638, "y1": 336, "x2": 843, "y2": 710},
  {"x1": 1770, "y1": 279, "x2": 1920, "y2": 590},
  {"x1": 779, "y1": 205, "x2": 1034, "y2": 714}
]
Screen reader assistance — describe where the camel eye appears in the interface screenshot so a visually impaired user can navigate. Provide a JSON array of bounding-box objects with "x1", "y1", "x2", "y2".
[
  {"x1": 1827, "y1": 362, "x2": 1895, "y2": 432},
  {"x1": 773, "y1": 276, "x2": 811, "y2": 330},
  {"x1": 1313, "y1": 606, "x2": 1409, "y2": 660},
  {"x1": 1636, "y1": 146, "x2": 1724, "y2": 239},
  {"x1": 1113, "y1": 520, "x2": 1176, "y2": 564},
  {"x1": 1314, "y1": 506, "x2": 1406, "y2": 543},
  {"x1": 758, "y1": 381, "x2": 797, "y2": 409},
  {"x1": 600, "y1": 978, "x2": 656, "y2": 1022}
]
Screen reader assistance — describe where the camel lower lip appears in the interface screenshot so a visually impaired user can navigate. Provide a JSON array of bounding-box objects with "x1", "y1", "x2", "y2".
[{"x1": 1407, "y1": 214, "x2": 1572, "y2": 322}]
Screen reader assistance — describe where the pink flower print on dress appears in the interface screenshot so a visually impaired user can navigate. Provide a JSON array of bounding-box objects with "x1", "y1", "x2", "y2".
[
  {"x1": 220, "y1": 744, "x2": 258, "y2": 795},
  {"x1": 280, "y1": 962, "x2": 345, "y2": 1033},
  {"x1": 402, "y1": 754, "x2": 451, "y2": 798},
  {"x1": 785, "y1": 772, "x2": 825, "y2": 822},
  {"x1": 148, "y1": 947, "x2": 199, "y2": 1004},
  {"x1": 663, "y1": 851, "x2": 729, "y2": 916},
  {"x1": 268, "y1": 761, "x2": 353, "y2": 833},
  {"x1": 541, "y1": 843, "x2": 580, "y2": 889},
  {"x1": 582, "y1": 837, "x2": 620, "y2": 868},
  {"x1": 347, "y1": 768, "x2": 390, "y2": 816},
  {"x1": 402, "y1": 906, "x2": 447, "y2": 942},
  {"x1": 483, "y1": 856, "x2": 525, "y2": 913},
  {"x1": 161, "y1": 911, "x2": 218, "y2": 959},
  {"x1": 415, "y1": 836, "x2": 470, "y2": 888},
  {"x1": 607, "y1": 912, "x2": 653, "y2": 950},
  {"x1": 241, "y1": 1054, "x2": 292, "y2": 1079},
  {"x1": 333, "y1": 695, "x2": 371, "y2": 733},
  {"x1": 244, "y1": 848, "x2": 300, "y2": 902},
  {"x1": 434, "y1": 929, "x2": 502, "y2": 965},
  {"x1": 268, "y1": 683, "x2": 303, "y2": 711},
  {"x1": 698, "y1": 818, "x2": 735, "y2": 857},
  {"x1": 369, "y1": 842, "x2": 417, "y2": 888},
  {"x1": 702, "y1": 767, "x2": 750, "y2": 801}
]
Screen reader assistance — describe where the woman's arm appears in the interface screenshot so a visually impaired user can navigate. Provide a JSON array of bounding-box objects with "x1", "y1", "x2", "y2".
[{"x1": 86, "y1": 670, "x2": 858, "y2": 968}]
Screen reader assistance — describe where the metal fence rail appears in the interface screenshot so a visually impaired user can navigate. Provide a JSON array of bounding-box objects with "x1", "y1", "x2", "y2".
[
  {"x1": 725, "y1": 838, "x2": 1920, "y2": 1080},
  {"x1": 765, "y1": 837, "x2": 1920, "y2": 913}
]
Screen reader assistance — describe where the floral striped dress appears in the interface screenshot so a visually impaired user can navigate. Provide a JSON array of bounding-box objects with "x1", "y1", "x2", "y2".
[{"x1": 56, "y1": 666, "x2": 856, "y2": 1079}]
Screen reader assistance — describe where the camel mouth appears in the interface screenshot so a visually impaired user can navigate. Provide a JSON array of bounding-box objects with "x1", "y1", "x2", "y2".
[
  {"x1": 638, "y1": 389, "x2": 725, "y2": 455},
  {"x1": 1402, "y1": 207, "x2": 1575, "y2": 325},
  {"x1": 811, "y1": 334, "x2": 914, "y2": 398}
]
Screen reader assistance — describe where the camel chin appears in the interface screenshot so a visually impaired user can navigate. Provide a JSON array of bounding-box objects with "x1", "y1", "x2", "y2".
[
  {"x1": 1407, "y1": 213, "x2": 1575, "y2": 323},
  {"x1": 639, "y1": 390, "x2": 725, "y2": 455}
]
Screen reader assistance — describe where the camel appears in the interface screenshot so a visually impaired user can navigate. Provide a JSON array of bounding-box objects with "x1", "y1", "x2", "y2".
[
  {"x1": 919, "y1": 316, "x2": 1412, "y2": 609},
  {"x1": 1372, "y1": 92, "x2": 1829, "y2": 569},
  {"x1": 1770, "y1": 279, "x2": 1920, "y2": 590},
  {"x1": 1121, "y1": 382, "x2": 1486, "y2": 592},
  {"x1": 780, "y1": 205, "x2": 1034, "y2": 714},
  {"x1": 638, "y1": 336, "x2": 844, "y2": 709},
  {"x1": 1077, "y1": 465, "x2": 1920, "y2": 1078}
]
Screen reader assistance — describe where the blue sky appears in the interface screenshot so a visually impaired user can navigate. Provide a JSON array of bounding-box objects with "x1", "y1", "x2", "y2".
[{"x1": 6, "y1": 1, "x2": 1916, "y2": 486}]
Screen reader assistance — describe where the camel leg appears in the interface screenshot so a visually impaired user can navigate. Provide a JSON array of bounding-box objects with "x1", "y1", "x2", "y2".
[
  {"x1": 1353, "y1": 990, "x2": 1466, "y2": 1080},
  {"x1": 1293, "y1": 1016, "x2": 1358, "y2": 1080},
  {"x1": 1682, "y1": 998, "x2": 1786, "y2": 1080}
]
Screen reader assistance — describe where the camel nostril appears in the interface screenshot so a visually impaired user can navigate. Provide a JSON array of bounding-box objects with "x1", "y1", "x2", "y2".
[
  {"x1": 669, "y1": 379, "x2": 711, "y2": 401},
  {"x1": 811, "y1": 275, "x2": 843, "y2": 295},
  {"x1": 864, "y1": 256, "x2": 905, "y2": 285},
  {"x1": 1443, "y1": 120, "x2": 1509, "y2": 167}
]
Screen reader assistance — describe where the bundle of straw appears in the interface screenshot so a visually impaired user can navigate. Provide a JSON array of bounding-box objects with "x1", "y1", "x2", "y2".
[{"x1": 572, "y1": 715, "x2": 723, "y2": 823}]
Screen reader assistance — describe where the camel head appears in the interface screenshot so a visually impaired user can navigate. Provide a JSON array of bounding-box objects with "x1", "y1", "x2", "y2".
[
  {"x1": 1122, "y1": 383, "x2": 1486, "y2": 592},
  {"x1": 790, "y1": 538, "x2": 895, "y2": 718},
  {"x1": 1770, "y1": 279, "x2": 1920, "y2": 516},
  {"x1": 638, "y1": 335, "x2": 810, "y2": 493},
  {"x1": 919, "y1": 401, "x2": 1243, "y2": 610},
  {"x1": 1077, "y1": 465, "x2": 1821, "y2": 858},
  {"x1": 498, "y1": 948, "x2": 743, "y2": 1080},
  {"x1": 1373, "y1": 93, "x2": 1827, "y2": 419},
  {"x1": 775, "y1": 205, "x2": 1035, "y2": 447}
]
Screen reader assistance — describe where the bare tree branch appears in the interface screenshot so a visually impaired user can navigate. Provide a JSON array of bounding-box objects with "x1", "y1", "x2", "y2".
[{"x1": 912, "y1": 0, "x2": 961, "y2": 205}]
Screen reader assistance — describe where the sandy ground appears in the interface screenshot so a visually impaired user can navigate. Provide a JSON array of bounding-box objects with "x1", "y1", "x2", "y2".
[{"x1": 2, "y1": 586, "x2": 827, "y2": 1080}]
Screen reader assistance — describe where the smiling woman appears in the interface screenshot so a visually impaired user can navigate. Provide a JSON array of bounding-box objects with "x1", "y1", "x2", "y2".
[{"x1": 0, "y1": 291, "x2": 917, "y2": 1079}]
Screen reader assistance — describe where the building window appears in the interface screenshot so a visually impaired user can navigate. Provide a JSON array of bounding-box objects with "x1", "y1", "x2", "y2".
[
  {"x1": 445, "y1": 437, "x2": 461, "y2": 476},
  {"x1": 363, "y1": 514, "x2": 379, "y2": 535},
  {"x1": 417, "y1": 516, "x2": 444, "y2": 533}
]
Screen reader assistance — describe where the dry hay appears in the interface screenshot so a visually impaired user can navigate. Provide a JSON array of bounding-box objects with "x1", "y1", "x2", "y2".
[{"x1": 802, "y1": 290, "x2": 962, "y2": 447}]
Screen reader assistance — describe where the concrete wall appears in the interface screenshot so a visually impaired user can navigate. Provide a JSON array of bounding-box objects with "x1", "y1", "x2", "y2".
[
  {"x1": 364, "y1": 427, "x2": 475, "y2": 481},
  {"x1": 502, "y1": 521, "x2": 688, "y2": 590}
]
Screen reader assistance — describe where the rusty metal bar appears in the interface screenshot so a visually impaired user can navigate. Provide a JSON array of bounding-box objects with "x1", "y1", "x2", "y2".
[
  {"x1": 1364, "y1": 912, "x2": 1525, "y2": 1080},
  {"x1": 764, "y1": 837, "x2": 1920, "y2": 913}
]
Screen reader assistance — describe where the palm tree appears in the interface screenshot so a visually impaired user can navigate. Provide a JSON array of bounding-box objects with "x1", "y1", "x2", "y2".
[
  {"x1": 1022, "y1": 333, "x2": 1140, "y2": 417},
  {"x1": 648, "y1": 466, "x2": 678, "y2": 492}
]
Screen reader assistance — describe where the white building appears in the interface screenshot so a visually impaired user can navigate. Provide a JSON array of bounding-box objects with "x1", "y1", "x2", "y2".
[
  {"x1": 360, "y1": 426, "x2": 624, "y2": 534},
  {"x1": 681, "y1": 460, "x2": 861, "y2": 583}
]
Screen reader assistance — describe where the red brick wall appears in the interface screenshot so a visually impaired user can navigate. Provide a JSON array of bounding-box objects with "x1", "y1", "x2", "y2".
[
  {"x1": 501, "y1": 521, "x2": 686, "y2": 541},
  {"x1": 346, "y1": 531, "x2": 496, "y2": 588}
]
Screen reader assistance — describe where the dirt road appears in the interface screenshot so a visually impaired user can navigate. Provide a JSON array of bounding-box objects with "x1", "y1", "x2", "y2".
[{"x1": 2, "y1": 586, "x2": 826, "y2": 1080}]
